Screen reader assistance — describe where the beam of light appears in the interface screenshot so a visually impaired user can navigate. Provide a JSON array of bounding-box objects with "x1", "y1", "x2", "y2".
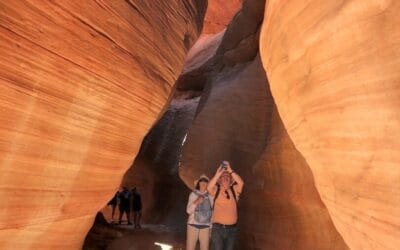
[{"x1": 154, "y1": 242, "x2": 173, "y2": 250}]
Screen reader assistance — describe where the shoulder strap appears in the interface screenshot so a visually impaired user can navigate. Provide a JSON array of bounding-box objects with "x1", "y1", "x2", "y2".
[
  {"x1": 230, "y1": 185, "x2": 237, "y2": 203},
  {"x1": 213, "y1": 184, "x2": 238, "y2": 203},
  {"x1": 213, "y1": 184, "x2": 220, "y2": 206}
]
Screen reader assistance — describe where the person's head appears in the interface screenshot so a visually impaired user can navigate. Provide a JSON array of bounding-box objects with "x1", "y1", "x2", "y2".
[
  {"x1": 131, "y1": 187, "x2": 137, "y2": 193},
  {"x1": 218, "y1": 171, "x2": 232, "y2": 188},
  {"x1": 194, "y1": 174, "x2": 209, "y2": 192},
  {"x1": 122, "y1": 186, "x2": 128, "y2": 191}
]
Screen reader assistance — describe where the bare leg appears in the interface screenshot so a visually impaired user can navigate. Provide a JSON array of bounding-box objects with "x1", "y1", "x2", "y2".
[
  {"x1": 111, "y1": 205, "x2": 116, "y2": 221},
  {"x1": 186, "y1": 225, "x2": 199, "y2": 250},
  {"x1": 127, "y1": 208, "x2": 132, "y2": 225},
  {"x1": 118, "y1": 206, "x2": 123, "y2": 224},
  {"x1": 137, "y1": 211, "x2": 142, "y2": 228},
  {"x1": 134, "y1": 211, "x2": 142, "y2": 228},
  {"x1": 133, "y1": 212, "x2": 137, "y2": 227}
]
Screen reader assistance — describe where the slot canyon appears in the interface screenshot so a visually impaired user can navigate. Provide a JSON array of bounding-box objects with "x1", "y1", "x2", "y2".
[{"x1": 0, "y1": 0, "x2": 399, "y2": 250}]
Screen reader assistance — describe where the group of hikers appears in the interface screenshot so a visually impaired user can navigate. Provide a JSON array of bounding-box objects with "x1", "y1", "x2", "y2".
[
  {"x1": 107, "y1": 160, "x2": 243, "y2": 250},
  {"x1": 186, "y1": 160, "x2": 244, "y2": 250},
  {"x1": 107, "y1": 187, "x2": 142, "y2": 228}
]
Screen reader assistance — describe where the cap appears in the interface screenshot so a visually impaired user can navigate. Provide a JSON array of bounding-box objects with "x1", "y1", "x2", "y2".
[{"x1": 194, "y1": 174, "x2": 210, "y2": 187}]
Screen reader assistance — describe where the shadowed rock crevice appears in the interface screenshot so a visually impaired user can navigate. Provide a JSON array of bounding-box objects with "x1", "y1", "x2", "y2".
[
  {"x1": 120, "y1": 91, "x2": 201, "y2": 226},
  {"x1": 87, "y1": 90, "x2": 202, "y2": 249}
]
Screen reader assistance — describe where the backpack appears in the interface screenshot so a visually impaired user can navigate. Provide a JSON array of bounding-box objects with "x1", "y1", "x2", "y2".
[
  {"x1": 118, "y1": 190, "x2": 131, "y2": 206},
  {"x1": 194, "y1": 191, "x2": 213, "y2": 223}
]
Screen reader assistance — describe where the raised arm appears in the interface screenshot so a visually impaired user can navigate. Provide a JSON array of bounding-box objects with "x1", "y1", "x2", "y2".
[
  {"x1": 207, "y1": 163, "x2": 225, "y2": 194},
  {"x1": 226, "y1": 162, "x2": 244, "y2": 196}
]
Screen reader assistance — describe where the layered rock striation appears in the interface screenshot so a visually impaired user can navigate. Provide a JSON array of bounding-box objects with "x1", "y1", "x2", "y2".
[
  {"x1": 260, "y1": 0, "x2": 400, "y2": 249},
  {"x1": 0, "y1": 1, "x2": 206, "y2": 249},
  {"x1": 202, "y1": 0, "x2": 242, "y2": 34},
  {"x1": 1, "y1": 0, "x2": 399, "y2": 249}
]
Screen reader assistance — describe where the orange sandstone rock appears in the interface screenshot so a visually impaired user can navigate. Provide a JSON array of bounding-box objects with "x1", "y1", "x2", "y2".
[
  {"x1": 0, "y1": 1, "x2": 205, "y2": 248},
  {"x1": 203, "y1": 0, "x2": 242, "y2": 34},
  {"x1": 260, "y1": 1, "x2": 400, "y2": 249}
]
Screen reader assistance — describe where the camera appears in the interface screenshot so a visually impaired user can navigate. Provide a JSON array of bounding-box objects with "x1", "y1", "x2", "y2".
[{"x1": 220, "y1": 162, "x2": 227, "y2": 170}]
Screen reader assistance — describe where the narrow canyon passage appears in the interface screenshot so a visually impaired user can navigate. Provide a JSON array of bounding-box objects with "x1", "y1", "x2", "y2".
[
  {"x1": 0, "y1": 1, "x2": 399, "y2": 250},
  {"x1": 86, "y1": 1, "x2": 347, "y2": 249}
]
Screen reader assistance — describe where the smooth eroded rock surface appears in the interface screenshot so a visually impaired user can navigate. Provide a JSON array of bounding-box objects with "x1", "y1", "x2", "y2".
[
  {"x1": 260, "y1": 1, "x2": 400, "y2": 249},
  {"x1": 202, "y1": 0, "x2": 242, "y2": 34},
  {"x1": 0, "y1": 1, "x2": 205, "y2": 248}
]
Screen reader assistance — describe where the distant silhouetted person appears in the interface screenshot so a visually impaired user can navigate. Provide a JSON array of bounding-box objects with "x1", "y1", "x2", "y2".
[
  {"x1": 107, "y1": 190, "x2": 119, "y2": 222},
  {"x1": 118, "y1": 187, "x2": 132, "y2": 225},
  {"x1": 131, "y1": 187, "x2": 142, "y2": 228}
]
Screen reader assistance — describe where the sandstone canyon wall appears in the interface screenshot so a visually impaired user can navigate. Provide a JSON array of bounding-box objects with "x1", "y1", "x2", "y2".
[
  {"x1": 202, "y1": 0, "x2": 242, "y2": 34},
  {"x1": 0, "y1": 1, "x2": 206, "y2": 249},
  {"x1": 260, "y1": 0, "x2": 400, "y2": 249},
  {"x1": 1, "y1": 0, "x2": 399, "y2": 249},
  {"x1": 179, "y1": 0, "x2": 348, "y2": 248}
]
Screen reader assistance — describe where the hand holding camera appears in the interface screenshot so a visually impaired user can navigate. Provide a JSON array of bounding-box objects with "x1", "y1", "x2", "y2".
[
  {"x1": 220, "y1": 162, "x2": 227, "y2": 170},
  {"x1": 195, "y1": 195, "x2": 205, "y2": 205},
  {"x1": 218, "y1": 160, "x2": 232, "y2": 172}
]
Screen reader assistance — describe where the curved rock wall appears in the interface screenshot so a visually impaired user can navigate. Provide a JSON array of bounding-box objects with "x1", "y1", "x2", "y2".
[
  {"x1": 260, "y1": 1, "x2": 400, "y2": 249},
  {"x1": 0, "y1": 1, "x2": 205, "y2": 249},
  {"x1": 246, "y1": 104, "x2": 347, "y2": 249}
]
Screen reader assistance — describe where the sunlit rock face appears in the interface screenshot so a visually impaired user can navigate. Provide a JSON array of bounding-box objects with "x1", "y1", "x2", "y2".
[
  {"x1": 246, "y1": 101, "x2": 348, "y2": 250},
  {"x1": 179, "y1": 0, "x2": 347, "y2": 248},
  {"x1": 177, "y1": 0, "x2": 265, "y2": 92},
  {"x1": 203, "y1": 0, "x2": 242, "y2": 34},
  {"x1": 260, "y1": 1, "x2": 400, "y2": 249},
  {"x1": 0, "y1": 1, "x2": 205, "y2": 249}
]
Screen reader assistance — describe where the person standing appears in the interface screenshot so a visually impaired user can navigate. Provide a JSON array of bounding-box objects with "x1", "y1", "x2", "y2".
[
  {"x1": 118, "y1": 187, "x2": 132, "y2": 225},
  {"x1": 186, "y1": 174, "x2": 213, "y2": 250},
  {"x1": 207, "y1": 161, "x2": 244, "y2": 250},
  {"x1": 107, "y1": 190, "x2": 119, "y2": 223},
  {"x1": 131, "y1": 187, "x2": 142, "y2": 228}
]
